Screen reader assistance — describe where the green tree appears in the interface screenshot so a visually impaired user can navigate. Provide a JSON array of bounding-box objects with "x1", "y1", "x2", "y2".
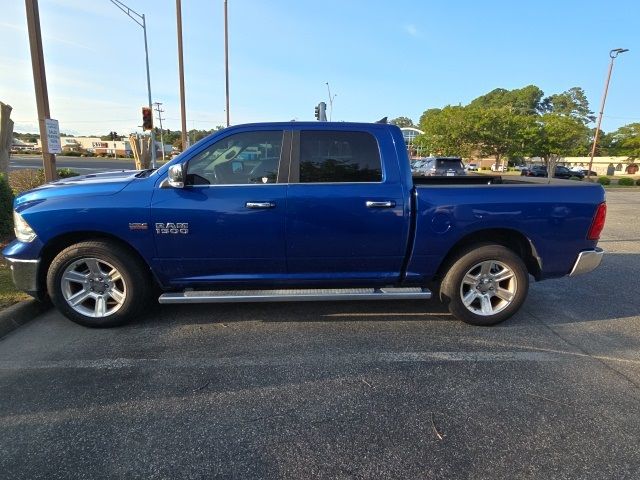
[
  {"x1": 416, "y1": 106, "x2": 475, "y2": 157},
  {"x1": 606, "y1": 123, "x2": 640, "y2": 160},
  {"x1": 468, "y1": 85, "x2": 544, "y2": 115},
  {"x1": 389, "y1": 116, "x2": 415, "y2": 128},
  {"x1": 469, "y1": 107, "x2": 538, "y2": 165},
  {"x1": 531, "y1": 113, "x2": 591, "y2": 167},
  {"x1": 540, "y1": 87, "x2": 595, "y2": 124}
]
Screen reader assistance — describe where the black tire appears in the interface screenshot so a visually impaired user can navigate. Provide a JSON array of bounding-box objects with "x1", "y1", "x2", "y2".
[
  {"x1": 46, "y1": 240, "x2": 151, "y2": 328},
  {"x1": 440, "y1": 244, "x2": 529, "y2": 326}
]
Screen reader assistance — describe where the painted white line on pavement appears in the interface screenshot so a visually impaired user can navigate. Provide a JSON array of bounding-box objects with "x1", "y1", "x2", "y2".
[{"x1": 0, "y1": 351, "x2": 562, "y2": 371}]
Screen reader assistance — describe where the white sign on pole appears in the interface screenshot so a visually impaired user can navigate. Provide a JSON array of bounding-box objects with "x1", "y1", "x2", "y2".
[{"x1": 44, "y1": 118, "x2": 61, "y2": 154}]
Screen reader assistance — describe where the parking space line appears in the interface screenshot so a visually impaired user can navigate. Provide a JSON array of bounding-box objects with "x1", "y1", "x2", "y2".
[{"x1": 0, "y1": 351, "x2": 564, "y2": 371}]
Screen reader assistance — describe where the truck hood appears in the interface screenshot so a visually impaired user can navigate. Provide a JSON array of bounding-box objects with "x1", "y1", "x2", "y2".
[{"x1": 14, "y1": 170, "x2": 143, "y2": 207}]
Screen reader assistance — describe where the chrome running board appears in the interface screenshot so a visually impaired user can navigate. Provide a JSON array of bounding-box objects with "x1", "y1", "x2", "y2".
[{"x1": 158, "y1": 287, "x2": 431, "y2": 304}]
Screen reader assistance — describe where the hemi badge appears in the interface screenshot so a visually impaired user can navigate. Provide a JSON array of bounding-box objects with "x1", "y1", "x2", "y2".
[{"x1": 129, "y1": 223, "x2": 148, "y2": 230}]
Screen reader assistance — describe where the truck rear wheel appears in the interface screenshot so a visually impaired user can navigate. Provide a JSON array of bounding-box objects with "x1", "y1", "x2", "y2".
[
  {"x1": 440, "y1": 244, "x2": 529, "y2": 326},
  {"x1": 46, "y1": 240, "x2": 151, "y2": 328}
]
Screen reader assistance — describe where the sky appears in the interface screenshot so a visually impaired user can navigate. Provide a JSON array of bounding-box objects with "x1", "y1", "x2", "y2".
[{"x1": 1, "y1": 0, "x2": 638, "y2": 137}]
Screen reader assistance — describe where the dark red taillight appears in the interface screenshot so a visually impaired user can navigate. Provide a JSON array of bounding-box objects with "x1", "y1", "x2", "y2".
[{"x1": 587, "y1": 202, "x2": 607, "y2": 240}]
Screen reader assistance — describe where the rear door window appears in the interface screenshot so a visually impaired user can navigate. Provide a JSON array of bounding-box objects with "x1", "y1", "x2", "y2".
[{"x1": 299, "y1": 131, "x2": 382, "y2": 183}]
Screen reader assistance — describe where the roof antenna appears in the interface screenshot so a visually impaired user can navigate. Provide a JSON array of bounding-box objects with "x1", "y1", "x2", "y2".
[{"x1": 375, "y1": 116, "x2": 388, "y2": 124}]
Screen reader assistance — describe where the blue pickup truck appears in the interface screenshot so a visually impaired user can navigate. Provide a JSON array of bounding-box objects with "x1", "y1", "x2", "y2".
[{"x1": 3, "y1": 122, "x2": 606, "y2": 327}]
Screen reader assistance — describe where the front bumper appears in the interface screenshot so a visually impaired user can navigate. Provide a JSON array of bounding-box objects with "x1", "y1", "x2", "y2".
[
  {"x1": 568, "y1": 248, "x2": 604, "y2": 277},
  {"x1": 5, "y1": 257, "x2": 40, "y2": 296}
]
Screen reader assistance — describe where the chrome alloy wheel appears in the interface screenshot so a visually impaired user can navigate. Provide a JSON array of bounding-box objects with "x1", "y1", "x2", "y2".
[
  {"x1": 459, "y1": 260, "x2": 517, "y2": 316},
  {"x1": 60, "y1": 258, "x2": 127, "y2": 318}
]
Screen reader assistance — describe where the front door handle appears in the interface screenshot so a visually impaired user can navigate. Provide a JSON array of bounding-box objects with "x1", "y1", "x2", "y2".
[
  {"x1": 366, "y1": 201, "x2": 396, "y2": 208},
  {"x1": 246, "y1": 201, "x2": 276, "y2": 209}
]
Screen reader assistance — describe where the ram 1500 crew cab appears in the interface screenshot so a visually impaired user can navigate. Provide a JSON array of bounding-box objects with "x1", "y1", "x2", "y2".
[{"x1": 3, "y1": 122, "x2": 606, "y2": 327}]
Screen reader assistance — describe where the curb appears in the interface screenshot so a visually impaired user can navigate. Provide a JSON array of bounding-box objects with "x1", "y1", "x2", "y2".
[{"x1": 0, "y1": 300, "x2": 50, "y2": 339}]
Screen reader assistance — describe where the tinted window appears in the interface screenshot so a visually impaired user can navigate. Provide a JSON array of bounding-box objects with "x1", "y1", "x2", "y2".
[
  {"x1": 299, "y1": 131, "x2": 382, "y2": 183},
  {"x1": 187, "y1": 131, "x2": 283, "y2": 185},
  {"x1": 436, "y1": 159, "x2": 464, "y2": 169}
]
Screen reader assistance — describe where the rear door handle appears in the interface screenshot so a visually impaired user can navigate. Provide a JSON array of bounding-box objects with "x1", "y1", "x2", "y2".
[
  {"x1": 366, "y1": 201, "x2": 396, "y2": 208},
  {"x1": 246, "y1": 201, "x2": 276, "y2": 209}
]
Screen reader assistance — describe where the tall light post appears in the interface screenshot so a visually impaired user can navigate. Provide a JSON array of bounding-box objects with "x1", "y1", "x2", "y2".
[
  {"x1": 110, "y1": 0, "x2": 157, "y2": 168},
  {"x1": 588, "y1": 48, "x2": 629, "y2": 180},
  {"x1": 176, "y1": 0, "x2": 188, "y2": 150},
  {"x1": 224, "y1": 0, "x2": 230, "y2": 127},
  {"x1": 325, "y1": 82, "x2": 336, "y2": 121}
]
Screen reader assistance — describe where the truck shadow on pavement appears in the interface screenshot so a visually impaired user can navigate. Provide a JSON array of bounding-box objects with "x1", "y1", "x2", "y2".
[{"x1": 138, "y1": 252, "x2": 638, "y2": 329}]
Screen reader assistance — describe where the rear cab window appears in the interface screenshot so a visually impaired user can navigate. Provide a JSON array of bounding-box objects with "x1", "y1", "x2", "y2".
[{"x1": 298, "y1": 130, "x2": 383, "y2": 183}]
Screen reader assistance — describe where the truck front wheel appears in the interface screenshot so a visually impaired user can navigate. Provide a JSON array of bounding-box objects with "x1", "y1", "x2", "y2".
[
  {"x1": 46, "y1": 240, "x2": 151, "y2": 327},
  {"x1": 440, "y1": 244, "x2": 529, "y2": 326}
]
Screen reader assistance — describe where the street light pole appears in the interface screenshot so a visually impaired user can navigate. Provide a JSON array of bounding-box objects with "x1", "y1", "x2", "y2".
[
  {"x1": 224, "y1": 0, "x2": 230, "y2": 127},
  {"x1": 588, "y1": 48, "x2": 629, "y2": 181},
  {"x1": 325, "y1": 82, "x2": 336, "y2": 121},
  {"x1": 176, "y1": 0, "x2": 188, "y2": 150},
  {"x1": 109, "y1": 0, "x2": 156, "y2": 168}
]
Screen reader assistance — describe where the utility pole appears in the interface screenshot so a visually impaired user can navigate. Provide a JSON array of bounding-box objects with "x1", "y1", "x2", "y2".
[
  {"x1": 588, "y1": 48, "x2": 629, "y2": 181},
  {"x1": 176, "y1": 0, "x2": 188, "y2": 151},
  {"x1": 109, "y1": 0, "x2": 156, "y2": 168},
  {"x1": 25, "y1": 0, "x2": 56, "y2": 181},
  {"x1": 153, "y1": 102, "x2": 166, "y2": 162},
  {"x1": 224, "y1": 0, "x2": 230, "y2": 127}
]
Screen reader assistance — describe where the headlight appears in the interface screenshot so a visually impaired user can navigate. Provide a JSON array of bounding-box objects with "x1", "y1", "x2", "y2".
[{"x1": 13, "y1": 211, "x2": 37, "y2": 242}]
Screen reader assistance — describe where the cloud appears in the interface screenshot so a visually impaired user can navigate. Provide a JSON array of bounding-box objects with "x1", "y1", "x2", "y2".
[{"x1": 404, "y1": 24, "x2": 420, "y2": 38}]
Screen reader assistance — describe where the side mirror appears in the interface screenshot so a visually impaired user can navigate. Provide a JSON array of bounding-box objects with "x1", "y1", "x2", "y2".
[{"x1": 168, "y1": 164, "x2": 185, "y2": 188}]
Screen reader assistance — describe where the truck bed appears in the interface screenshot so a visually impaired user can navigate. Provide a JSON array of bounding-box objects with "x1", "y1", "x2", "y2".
[{"x1": 412, "y1": 175, "x2": 598, "y2": 186}]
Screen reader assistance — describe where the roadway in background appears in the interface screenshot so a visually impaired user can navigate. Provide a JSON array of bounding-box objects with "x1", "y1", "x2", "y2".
[{"x1": 10, "y1": 155, "x2": 169, "y2": 174}]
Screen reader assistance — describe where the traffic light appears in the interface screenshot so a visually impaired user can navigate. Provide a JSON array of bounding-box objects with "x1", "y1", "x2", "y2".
[
  {"x1": 142, "y1": 107, "x2": 153, "y2": 131},
  {"x1": 314, "y1": 102, "x2": 327, "y2": 121}
]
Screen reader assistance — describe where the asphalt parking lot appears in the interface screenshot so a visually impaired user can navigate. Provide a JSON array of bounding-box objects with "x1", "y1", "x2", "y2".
[{"x1": 1, "y1": 190, "x2": 639, "y2": 479}]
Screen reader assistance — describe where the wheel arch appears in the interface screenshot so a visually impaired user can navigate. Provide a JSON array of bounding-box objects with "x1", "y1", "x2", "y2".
[
  {"x1": 434, "y1": 228, "x2": 542, "y2": 284},
  {"x1": 37, "y1": 231, "x2": 159, "y2": 298}
]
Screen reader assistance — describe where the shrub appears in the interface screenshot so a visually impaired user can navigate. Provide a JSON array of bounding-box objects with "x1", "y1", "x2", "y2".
[
  {"x1": 636, "y1": 178, "x2": 640, "y2": 186},
  {"x1": 57, "y1": 168, "x2": 79, "y2": 179},
  {"x1": 0, "y1": 174, "x2": 14, "y2": 239},
  {"x1": 569, "y1": 176, "x2": 583, "y2": 181},
  {"x1": 617, "y1": 177, "x2": 634, "y2": 186},
  {"x1": 63, "y1": 151, "x2": 82, "y2": 157},
  {"x1": 9, "y1": 168, "x2": 79, "y2": 195},
  {"x1": 597, "y1": 176, "x2": 610, "y2": 185},
  {"x1": 9, "y1": 169, "x2": 45, "y2": 195}
]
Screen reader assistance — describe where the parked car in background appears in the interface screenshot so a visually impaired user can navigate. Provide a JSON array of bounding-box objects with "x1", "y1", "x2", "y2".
[
  {"x1": 466, "y1": 163, "x2": 478, "y2": 171},
  {"x1": 521, "y1": 165, "x2": 584, "y2": 179},
  {"x1": 416, "y1": 156, "x2": 466, "y2": 176},
  {"x1": 521, "y1": 166, "x2": 545, "y2": 177},
  {"x1": 555, "y1": 166, "x2": 584, "y2": 179}
]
